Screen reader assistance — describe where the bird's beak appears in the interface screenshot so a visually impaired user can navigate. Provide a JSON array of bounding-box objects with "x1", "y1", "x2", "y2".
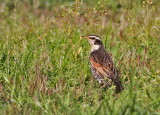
[{"x1": 81, "y1": 36, "x2": 90, "y2": 39}]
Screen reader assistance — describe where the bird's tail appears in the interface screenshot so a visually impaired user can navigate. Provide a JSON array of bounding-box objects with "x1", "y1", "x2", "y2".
[
  {"x1": 112, "y1": 68, "x2": 124, "y2": 93},
  {"x1": 114, "y1": 78, "x2": 124, "y2": 93}
]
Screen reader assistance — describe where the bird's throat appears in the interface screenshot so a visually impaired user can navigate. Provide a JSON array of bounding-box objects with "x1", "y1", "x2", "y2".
[{"x1": 91, "y1": 45, "x2": 100, "y2": 51}]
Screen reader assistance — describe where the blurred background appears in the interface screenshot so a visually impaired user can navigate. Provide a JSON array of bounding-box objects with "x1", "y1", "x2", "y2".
[{"x1": 0, "y1": 0, "x2": 160, "y2": 36}]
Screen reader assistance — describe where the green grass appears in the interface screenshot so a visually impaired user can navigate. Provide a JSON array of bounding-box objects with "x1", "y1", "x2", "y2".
[{"x1": 0, "y1": 0, "x2": 160, "y2": 114}]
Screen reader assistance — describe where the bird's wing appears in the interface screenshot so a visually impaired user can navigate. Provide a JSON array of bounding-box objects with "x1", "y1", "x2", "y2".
[{"x1": 90, "y1": 56, "x2": 115, "y2": 78}]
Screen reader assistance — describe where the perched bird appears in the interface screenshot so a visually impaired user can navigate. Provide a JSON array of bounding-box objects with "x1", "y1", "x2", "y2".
[{"x1": 82, "y1": 35, "x2": 123, "y2": 92}]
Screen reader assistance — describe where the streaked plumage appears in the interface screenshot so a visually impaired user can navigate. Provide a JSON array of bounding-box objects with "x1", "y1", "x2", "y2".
[{"x1": 82, "y1": 35, "x2": 123, "y2": 92}]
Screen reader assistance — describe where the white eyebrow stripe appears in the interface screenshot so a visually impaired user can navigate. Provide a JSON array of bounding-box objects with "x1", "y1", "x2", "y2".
[{"x1": 88, "y1": 36, "x2": 101, "y2": 40}]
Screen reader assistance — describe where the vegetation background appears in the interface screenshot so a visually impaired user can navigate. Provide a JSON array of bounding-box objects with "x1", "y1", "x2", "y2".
[{"x1": 0, "y1": 0, "x2": 160, "y2": 114}]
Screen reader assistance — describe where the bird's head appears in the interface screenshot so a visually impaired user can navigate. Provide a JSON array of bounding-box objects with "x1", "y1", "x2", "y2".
[{"x1": 82, "y1": 35, "x2": 103, "y2": 51}]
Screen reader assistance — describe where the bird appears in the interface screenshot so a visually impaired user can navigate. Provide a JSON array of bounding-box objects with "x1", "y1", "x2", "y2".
[{"x1": 82, "y1": 35, "x2": 123, "y2": 93}]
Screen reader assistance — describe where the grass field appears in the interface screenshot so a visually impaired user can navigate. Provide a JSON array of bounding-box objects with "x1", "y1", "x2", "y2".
[{"x1": 0, "y1": 0, "x2": 160, "y2": 114}]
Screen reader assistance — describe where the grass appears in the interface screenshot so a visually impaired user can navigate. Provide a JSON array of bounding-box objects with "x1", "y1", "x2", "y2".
[{"x1": 0, "y1": 0, "x2": 160, "y2": 114}]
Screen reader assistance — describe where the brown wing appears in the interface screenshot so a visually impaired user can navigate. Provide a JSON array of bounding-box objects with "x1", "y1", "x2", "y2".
[{"x1": 90, "y1": 56, "x2": 115, "y2": 79}]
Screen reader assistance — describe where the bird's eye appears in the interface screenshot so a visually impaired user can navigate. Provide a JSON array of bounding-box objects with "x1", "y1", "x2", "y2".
[{"x1": 90, "y1": 37, "x2": 95, "y2": 40}]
